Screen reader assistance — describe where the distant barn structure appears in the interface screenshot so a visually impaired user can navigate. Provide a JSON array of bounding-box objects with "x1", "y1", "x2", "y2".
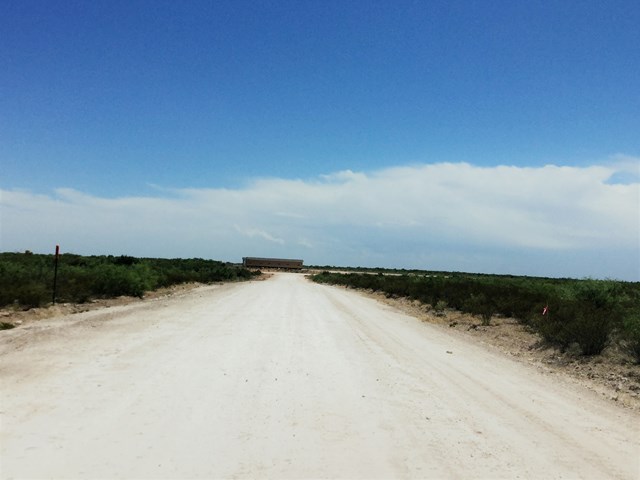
[{"x1": 242, "y1": 257, "x2": 304, "y2": 270}]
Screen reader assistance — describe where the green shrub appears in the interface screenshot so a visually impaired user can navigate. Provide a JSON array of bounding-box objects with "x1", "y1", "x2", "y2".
[
  {"x1": 480, "y1": 310, "x2": 493, "y2": 326},
  {"x1": 313, "y1": 271, "x2": 638, "y2": 357},
  {"x1": 433, "y1": 300, "x2": 447, "y2": 316},
  {"x1": 0, "y1": 253, "x2": 255, "y2": 308},
  {"x1": 570, "y1": 281, "x2": 620, "y2": 355},
  {"x1": 621, "y1": 315, "x2": 640, "y2": 363},
  {"x1": 567, "y1": 306, "x2": 613, "y2": 355},
  {"x1": 9, "y1": 284, "x2": 50, "y2": 308}
]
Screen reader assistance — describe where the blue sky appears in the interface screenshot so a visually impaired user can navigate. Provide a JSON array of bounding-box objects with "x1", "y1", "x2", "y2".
[{"x1": 1, "y1": 1, "x2": 639, "y2": 279}]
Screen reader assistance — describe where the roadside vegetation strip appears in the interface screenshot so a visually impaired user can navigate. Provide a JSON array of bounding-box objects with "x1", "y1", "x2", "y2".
[
  {"x1": 0, "y1": 252, "x2": 259, "y2": 309},
  {"x1": 311, "y1": 271, "x2": 640, "y2": 361}
]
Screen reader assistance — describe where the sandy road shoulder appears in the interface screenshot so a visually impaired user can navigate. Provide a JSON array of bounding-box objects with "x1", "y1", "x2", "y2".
[{"x1": 343, "y1": 282, "x2": 640, "y2": 412}]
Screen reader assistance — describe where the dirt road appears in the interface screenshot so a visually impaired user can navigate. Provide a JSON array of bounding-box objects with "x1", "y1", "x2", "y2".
[{"x1": 1, "y1": 273, "x2": 638, "y2": 479}]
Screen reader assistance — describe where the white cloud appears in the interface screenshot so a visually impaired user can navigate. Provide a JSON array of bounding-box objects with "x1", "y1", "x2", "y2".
[
  {"x1": 1, "y1": 160, "x2": 638, "y2": 279},
  {"x1": 605, "y1": 154, "x2": 640, "y2": 185},
  {"x1": 234, "y1": 225, "x2": 285, "y2": 245}
]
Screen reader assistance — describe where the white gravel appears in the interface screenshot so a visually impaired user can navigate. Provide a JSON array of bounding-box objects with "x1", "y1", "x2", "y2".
[{"x1": 1, "y1": 272, "x2": 638, "y2": 479}]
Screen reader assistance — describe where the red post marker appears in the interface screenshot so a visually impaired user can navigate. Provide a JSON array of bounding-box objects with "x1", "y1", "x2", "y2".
[{"x1": 55, "y1": 244, "x2": 60, "y2": 257}]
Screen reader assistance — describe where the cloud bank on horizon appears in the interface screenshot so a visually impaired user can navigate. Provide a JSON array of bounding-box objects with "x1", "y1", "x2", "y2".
[{"x1": 2, "y1": 158, "x2": 639, "y2": 281}]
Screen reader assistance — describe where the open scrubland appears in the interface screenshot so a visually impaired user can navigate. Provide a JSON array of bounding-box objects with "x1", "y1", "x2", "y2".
[
  {"x1": 312, "y1": 270, "x2": 640, "y2": 360},
  {"x1": 0, "y1": 252, "x2": 257, "y2": 311},
  {"x1": 1, "y1": 272, "x2": 639, "y2": 478}
]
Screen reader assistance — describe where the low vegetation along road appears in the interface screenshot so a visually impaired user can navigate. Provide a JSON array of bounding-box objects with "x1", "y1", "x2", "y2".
[{"x1": 1, "y1": 273, "x2": 638, "y2": 479}]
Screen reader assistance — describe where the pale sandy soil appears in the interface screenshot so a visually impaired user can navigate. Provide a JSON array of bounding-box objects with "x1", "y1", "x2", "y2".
[
  {"x1": 365, "y1": 291, "x2": 640, "y2": 413},
  {"x1": 1, "y1": 273, "x2": 639, "y2": 479}
]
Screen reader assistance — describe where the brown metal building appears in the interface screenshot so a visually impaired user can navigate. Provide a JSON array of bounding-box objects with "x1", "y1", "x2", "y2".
[{"x1": 242, "y1": 257, "x2": 304, "y2": 270}]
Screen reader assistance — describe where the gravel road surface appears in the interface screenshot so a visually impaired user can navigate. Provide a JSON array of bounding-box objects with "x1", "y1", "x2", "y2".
[{"x1": 1, "y1": 273, "x2": 638, "y2": 479}]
